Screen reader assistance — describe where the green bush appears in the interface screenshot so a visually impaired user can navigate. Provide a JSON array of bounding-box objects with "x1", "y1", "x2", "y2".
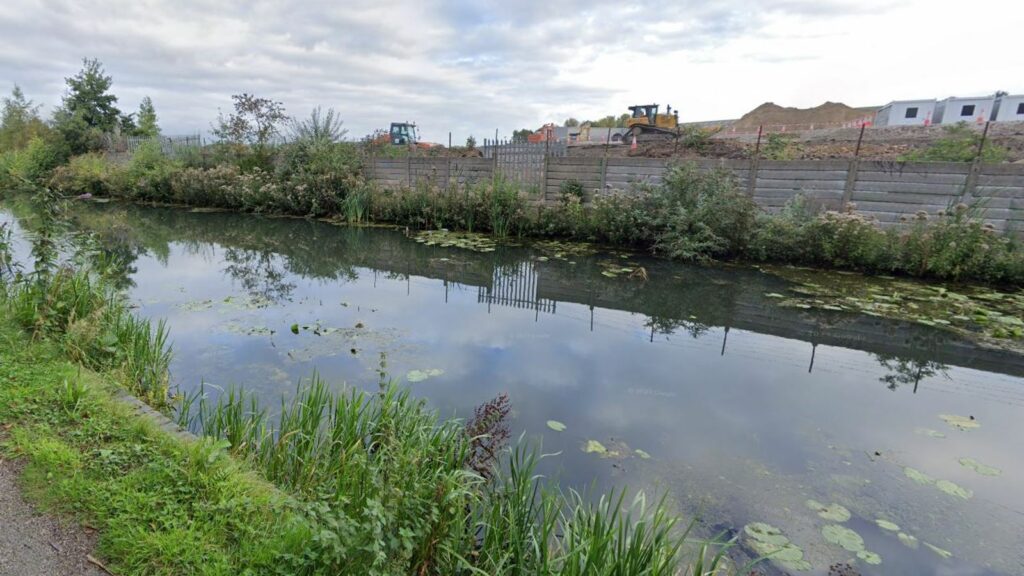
[
  {"x1": 901, "y1": 122, "x2": 1009, "y2": 163},
  {"x1": 49, "y1": 152, "x2": 114, "y2": 196},
  {"x1": 3, "y1": 135, "x2": 68, "y2": 186}
]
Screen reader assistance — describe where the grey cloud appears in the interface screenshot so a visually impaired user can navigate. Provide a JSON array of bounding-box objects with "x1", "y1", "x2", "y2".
[{"x1": 1, "y1": 0, "x2": 879, "y2": 142}]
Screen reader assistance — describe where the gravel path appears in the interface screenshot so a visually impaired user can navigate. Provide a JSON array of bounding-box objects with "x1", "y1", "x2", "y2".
[{"x1": 0, "y1": 458, "x2": 105, "y2": 576}]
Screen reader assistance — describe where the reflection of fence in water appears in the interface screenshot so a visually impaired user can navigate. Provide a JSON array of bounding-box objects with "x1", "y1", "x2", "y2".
[{"x1": 477, "y1": 261, "x2": 556, "y2": 314}]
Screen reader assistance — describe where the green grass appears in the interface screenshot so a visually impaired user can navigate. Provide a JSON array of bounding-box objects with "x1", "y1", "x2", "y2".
[{"x1": 0, "y1": 310, "x2": 305, "y2": 575}]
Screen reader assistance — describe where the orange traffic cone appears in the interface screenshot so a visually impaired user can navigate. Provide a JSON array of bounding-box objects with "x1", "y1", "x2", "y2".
[{"x1": 630, "y1": 133, "x2": 637, "y2": 151}]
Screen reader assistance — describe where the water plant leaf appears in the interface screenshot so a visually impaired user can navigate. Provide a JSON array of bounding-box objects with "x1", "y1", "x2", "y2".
[
  {"x1": 935, "y1": 479, "x2": 973, "y2": 500},
  {"x1": 583, "y1": 440, "x2": 607, "y2": 455},
  {"x1": 821, "y1": 524, "x2": 865, "y2": 552},
  {"x1": 406, "y1": 368, "x2": 444, "y2": 383},
  {"x1": 958, "y1": 457, "x2": 1001, "y2": 477},
  {"x1": 546, "y1": 420, "x2": 566, "y2": 432},
  {"x1": 915, "y1": 428, "x2": 946, "y2": 439},
  {"x1": 856, "y1": 550, "x2": 882, "y2": 565},
  {"x1": 742, "y1": 523, "x2": 810, "y2": 571},
  {"x1": 875, "y1": 519, "x2": 900, "y2": 531},
  {"x1": 924, "y1": 542, "x2": 953, "y2": 559},
  {"x1": 805, "y1": 499, "x2": 851, "y2": 522},
  {"x1": 634, "y1": 449, "x2": 651, "y2": 459},
  {"x1": 898, "y1": 533, "x2": 919, "y2": 549},
  {"x1": 939, "y1": 414, "x2": 980, "y2": 431},
  {"x1": 903, "y1": 467, "x2": 935, "y2": 486},
  {"x1": 290, "y1": 323, "x2": 300, "y2": 335}
]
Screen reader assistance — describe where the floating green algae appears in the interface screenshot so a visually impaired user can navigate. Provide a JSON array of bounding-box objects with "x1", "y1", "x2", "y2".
[
  {"x1": 822, "y1": 524, "x2": 865, "y2": 552},
  {"x1": 546, "y1": 420, "x2": 566, "y2": 432},
  {"x1": 634, "y1": 449, "x2": 651, "y2": 459},
  {"x1": 959, "y1": 457, "x2": 1001, "y2": 477},
  {"x1": 742, "y1": 523, "x2": 811, "y2": 572},
  {"x1": 805, "y1": 499, "x2": 851, "y2": 522},
  {"x1": 583, "y1": 440, "x2": 607, "y2": 455},
  {"x1": 761, "y1": 265, "x2": 1024, "y2": 353}
]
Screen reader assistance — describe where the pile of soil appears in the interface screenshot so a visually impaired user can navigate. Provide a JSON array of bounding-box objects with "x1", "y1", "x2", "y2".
[{"x1": 732, "y1": 101, "x2": 876, "y2": 130}]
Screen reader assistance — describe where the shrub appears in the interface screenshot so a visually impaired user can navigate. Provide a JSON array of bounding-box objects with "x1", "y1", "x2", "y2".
[
  {"x1": 650, "y1": 164, "x2": 757, "y2": 261},
  {"x1": 901, "y1": 122, "x2": 1009, "y2": 163},
  {"x1": 4, "y1": 135, "x2": 68, "y2": 185},
  {"x1": 49, "y1": 152, "x2": 115, "y2": 196}
]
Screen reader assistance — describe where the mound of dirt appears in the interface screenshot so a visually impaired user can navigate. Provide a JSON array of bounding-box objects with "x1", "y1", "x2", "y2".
[{"x1": 733, "y1": 102, "x2": 876, "y2": 130}]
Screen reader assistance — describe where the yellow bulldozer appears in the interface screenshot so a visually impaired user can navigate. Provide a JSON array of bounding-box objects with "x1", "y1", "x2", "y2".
[{"x1": 623, "y1": 104, "x2": 679, "y2": 143}]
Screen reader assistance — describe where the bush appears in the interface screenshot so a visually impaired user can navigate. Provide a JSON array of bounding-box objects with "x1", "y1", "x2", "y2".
[
  {"x1": 49, "y1": 152, "x2": 115, "y2": 196},
  {"x1": 3, "y1": 135, "x2": 68, "y2": 186},
  {"x1": 650, "y1": 164, "x2": 757, "y2": 261},
  {"x1": 901, "y1": 122, "x2": 1009, "y2": 163}
]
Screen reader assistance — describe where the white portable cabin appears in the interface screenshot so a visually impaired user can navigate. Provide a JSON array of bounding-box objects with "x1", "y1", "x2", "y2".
[
  {"x1": 933, "y1": 96, "x2": 995, "y2": 125},
  {"x1": 991, "y1": 94, "x2": 1024, "y2": 123},
  {"x1": 873, "y1": 99, "x2": 936, "y2": 126}
]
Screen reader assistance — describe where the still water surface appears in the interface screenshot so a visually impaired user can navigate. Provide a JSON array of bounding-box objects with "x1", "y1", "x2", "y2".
[{"x1": 3, "y1": 202, "x2": 1023, "y2": 575}]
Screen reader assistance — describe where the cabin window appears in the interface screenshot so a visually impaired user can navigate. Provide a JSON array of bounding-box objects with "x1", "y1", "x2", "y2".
[
  {"x1": 960, "y1": 104, "x2": 975, "y2": 117},
  {"x1": 905, "y1": 107, "x2": 918, "y2": 119},
  {"x1": 1017, "y1": 102, "x2": 1024, "y2": 115}
]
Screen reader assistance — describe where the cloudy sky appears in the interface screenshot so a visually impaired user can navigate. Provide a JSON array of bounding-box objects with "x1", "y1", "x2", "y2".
[{"x1": 1, "y1": 0, "x2": 1020, "y2": 143}]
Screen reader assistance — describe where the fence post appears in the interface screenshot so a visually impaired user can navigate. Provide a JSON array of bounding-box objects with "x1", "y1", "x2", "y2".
[
  {"x1": 407, "y1": 155, "x2": 412, "y2": 187},
  {"x1": 841, "y1": 123, "x2": 866, "y2": 210},
  {"x1": 747, "y1": 125, "x2": 763, "y2": 197},
  {"x1": 543, "y1": 138, "x2": 550, "y2": 202},
  {"x1": 447, "y1": 132, "x2": 452, "y2": 189},
  {"x1": 962, "y1": 121, "x2": 990, "y2": 200}
]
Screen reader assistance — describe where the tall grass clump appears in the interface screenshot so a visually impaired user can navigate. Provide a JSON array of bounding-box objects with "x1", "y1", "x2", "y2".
[
  {"x1": 6, "y1": 266, "x2": 171, "y2": 403},
  {"x1": 178, "y1": 378, "x2": 721, "y2": 575}
]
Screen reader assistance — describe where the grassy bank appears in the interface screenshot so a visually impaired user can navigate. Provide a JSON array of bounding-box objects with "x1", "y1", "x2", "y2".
[{"x1": 0, "y1": 310, "x2": 302, "y2": 574}]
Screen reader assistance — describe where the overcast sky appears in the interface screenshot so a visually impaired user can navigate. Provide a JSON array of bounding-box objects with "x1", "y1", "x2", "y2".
[{"x1": 1, "y1": 0, "x2": 1021, "y2": 143}]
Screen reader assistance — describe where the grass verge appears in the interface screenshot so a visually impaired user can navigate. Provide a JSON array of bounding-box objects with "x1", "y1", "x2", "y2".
[{"x1": 0, "y1": 310, "x2": 304, "y2": 575}]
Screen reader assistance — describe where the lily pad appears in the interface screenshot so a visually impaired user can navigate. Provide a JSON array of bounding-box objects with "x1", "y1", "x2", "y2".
[
  {"x1": 875, "y1": 519, "x2": 900, "y2": 532},
  {"x1": 805, "y1": 499, "x2": 851, "y2": 522},
  {"x1": 583, "y1": 440, "x2": 607, "y2": 455},
  {"x1": 546, "y1": 420, "x2": 566, "y2": 432},
  {"x1": 924, "y1": 542, "x2": 953, "y2": 559},
  {"x1": 290, "y1": 323, "x2": 300, "y2": 335},
  {"x1": 958, "y1": 457, "x2": 1001, "y2": 477},
  {"x1": 940, "y1": 414, "x2": 980, "y2": 431},
  {"x1": 634, "y1": 449, "x2": 651, "y2": 459},
  {"x1": 856, "y1": 550, "x2": 882, "y2": 565},
  {"x1": 897, "y1": 533, "x2": 919, "y2": 549},
  {"x1": 406, "y1": 368, "x2": 444, "y2": 383},
  {"x1": 742, "y1": 523, "x2": 811, "y2": 572},
  {"x1": 821, "y1": 524, "x2": 865, "y2": 552},
  {"x1": 935, "y1": 479, "x2": 973, "y2": 500}
]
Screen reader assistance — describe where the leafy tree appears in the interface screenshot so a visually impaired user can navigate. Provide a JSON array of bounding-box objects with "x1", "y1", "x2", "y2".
[
  {"x1": 465, "y1": 135, "x2": 477, "y2": 150},
  {"x1": 135, "y1": 96, "x2": 160, "y2": 137},
  {"x1": 52, "y1": 58, "x2": 123, "y2": 153},
  {"x1": 563, "y1": 118, "x2": 580, "y2": 127},
  {"x1": 590, "y1": 115, "x2": 619, "y2": 128},
  {"x1": 212, "y1": 93, "x2": 288, "y2": 149},
  {"x1": 0, "y1": 85, "x2": 48, "y2": 152},
  {"x1": 512, "y1": 128, "x2": 533, "y2": 142}
]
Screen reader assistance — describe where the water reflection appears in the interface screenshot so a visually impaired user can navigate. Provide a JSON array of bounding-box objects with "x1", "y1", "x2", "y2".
[{"x1": 4, "y1": 200, "x2": 1024, "y2": 575}]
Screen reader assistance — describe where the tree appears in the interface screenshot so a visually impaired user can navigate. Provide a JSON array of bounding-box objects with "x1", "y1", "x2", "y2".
[
  {"x1": 564, "y1": 118, "x2": 579, "y2": 127},
  {"x1": 212, "y1": 93, "x2": 288, "y2": 149},
  {"x1": 465, "y1": 135, "x2": 477, "y2": 150},
  {"x1": 0, "y1": 85, "x2": 48, "y2": 152},
  {"x1": 135, "y1": 96, "x2": 160, "y2": 138},
  {"x1": 52, "y1": 58, "x2": 123, "y2": 153},
  {"x1": 512, "y1": 128, "x2": 533, "y2": 142}
]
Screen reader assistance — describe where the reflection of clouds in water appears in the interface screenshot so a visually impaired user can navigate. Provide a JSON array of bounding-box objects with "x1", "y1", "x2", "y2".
[{"x1": 35, "y1": 205, "x2": 1024, "y2": 575}]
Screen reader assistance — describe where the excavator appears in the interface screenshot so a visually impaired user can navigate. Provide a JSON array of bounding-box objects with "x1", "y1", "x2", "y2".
[{"x1": 622, "y1": 104, "x2": 680, "y2": 143}]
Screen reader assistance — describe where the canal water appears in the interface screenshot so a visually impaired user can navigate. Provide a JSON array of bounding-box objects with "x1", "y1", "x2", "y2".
[{"x1": 3, "y1": 201, "x2": 1023, "y2": 575}]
